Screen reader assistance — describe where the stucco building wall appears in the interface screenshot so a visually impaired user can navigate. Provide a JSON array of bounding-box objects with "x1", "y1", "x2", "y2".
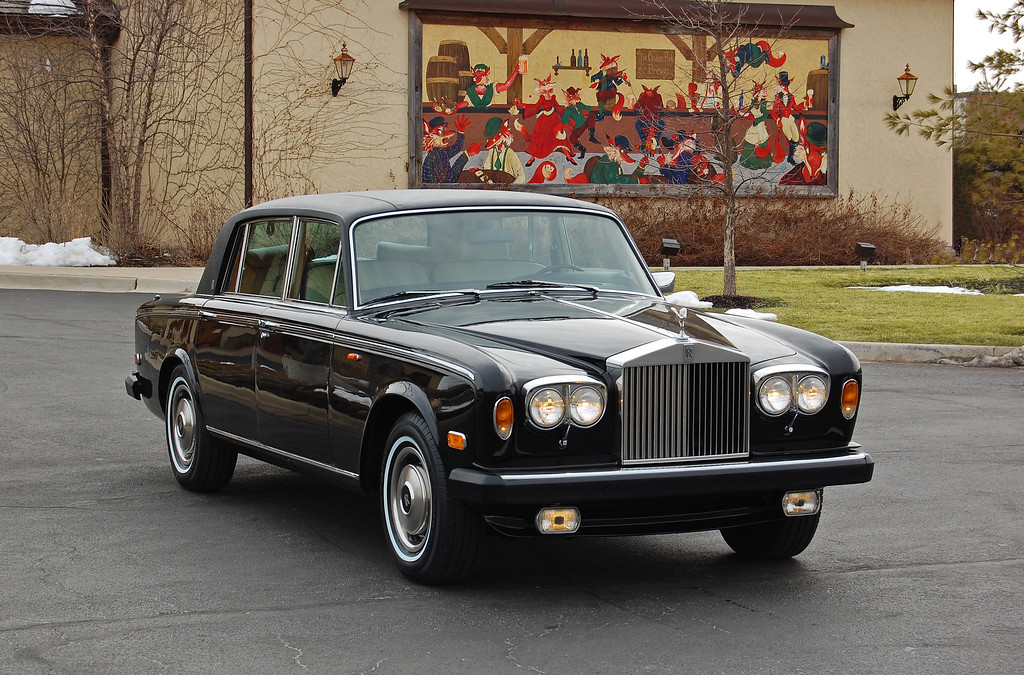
[{"x1": 297, "y1": 0, "x2": 953, "y2": 242}]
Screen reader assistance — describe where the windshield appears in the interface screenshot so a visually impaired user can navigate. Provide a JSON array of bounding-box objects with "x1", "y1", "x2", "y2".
[{"x1": 351, "y1": 209, "x2": 656, "y2": 305}]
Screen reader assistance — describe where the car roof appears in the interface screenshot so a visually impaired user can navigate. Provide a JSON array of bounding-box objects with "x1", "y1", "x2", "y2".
[
  {"x1": 198, "y1": 190, "x2": 622, "y2": 297},
  {"x1": 226, "y1": 190, "x2": 616, "y2": 228}
]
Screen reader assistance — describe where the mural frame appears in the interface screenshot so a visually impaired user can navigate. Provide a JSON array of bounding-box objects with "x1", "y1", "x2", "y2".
[{"x1": 405, "y1": 8, "x2": 843, "y2": 198}]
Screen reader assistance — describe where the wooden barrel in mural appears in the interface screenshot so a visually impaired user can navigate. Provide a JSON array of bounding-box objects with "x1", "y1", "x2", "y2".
[
  {"x1": 425, "y1": 55, "x2": 460, "y2": 106},
  {"x1": 439, "y1": 40, "x2": 473, "y2": 99},
  {"x1": 806, "y1": 69, "x2": 829, "y2": 111}
]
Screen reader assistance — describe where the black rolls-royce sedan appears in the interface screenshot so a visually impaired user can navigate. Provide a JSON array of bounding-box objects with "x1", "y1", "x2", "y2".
[{"x1": 126, "y1": 190, "x2": 872, "y2": 583}]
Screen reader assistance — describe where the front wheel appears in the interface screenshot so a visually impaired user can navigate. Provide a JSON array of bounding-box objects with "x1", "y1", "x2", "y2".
[
  {"x1": 165, "y1": 366, "x2": 236, "y2": 492},
  {"x1": 381, "y1": 412, "x2": 481, "y2": 584},
  {"x1": 720, "y1": 513, "x2": 820, "y2": 559}
]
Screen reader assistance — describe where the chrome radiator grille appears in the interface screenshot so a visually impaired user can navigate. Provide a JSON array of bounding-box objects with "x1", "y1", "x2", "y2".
[{"x1": 620, "y1": 361, "x2": 750, "y2": 464}]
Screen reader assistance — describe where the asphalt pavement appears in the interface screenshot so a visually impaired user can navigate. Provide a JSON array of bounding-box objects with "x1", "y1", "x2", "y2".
[
  {"x1": 0, "y1": 264, "x2": 1020, "y2": 365},
  {"x1": 2, "y1": 289, "x2": 1022, "y2": 673}
]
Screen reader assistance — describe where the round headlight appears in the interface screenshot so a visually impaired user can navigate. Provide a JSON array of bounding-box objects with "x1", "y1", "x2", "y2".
[
  {"x1": 796, "y1": 375, "x2": 828, "y2": 413},
  {"x1": 528, "y1": 387, "x2": 566, "y2": 428},
  {"x1": 758, "y1": 376, "x2": 793, "y2": 416},
  {"x1": 569, "y1": 386, "x2": 604, "y2": 426}
]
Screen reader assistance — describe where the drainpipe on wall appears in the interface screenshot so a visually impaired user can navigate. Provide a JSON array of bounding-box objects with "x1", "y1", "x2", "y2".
[{"x1": 244, "y1": 0, "x2": 253, "y2": 208}]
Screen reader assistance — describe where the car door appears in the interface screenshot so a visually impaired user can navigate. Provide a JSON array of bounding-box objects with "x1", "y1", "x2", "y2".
[
  {"x1": 193, "y1": 217, "x2": 293, "y2": 441},
  {"x1": 254, "y1": 218, "x2": 343, "y2": 466}
]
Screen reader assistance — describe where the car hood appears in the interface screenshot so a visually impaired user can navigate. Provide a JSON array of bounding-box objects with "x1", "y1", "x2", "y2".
[{"x1": 387, "y1": 293, "x2": 797, "y2": 368}]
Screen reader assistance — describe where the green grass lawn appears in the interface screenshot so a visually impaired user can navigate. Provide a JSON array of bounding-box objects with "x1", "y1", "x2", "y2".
[{"x1": 666, "y1": 265, "x2": 1024, "y2": 347}]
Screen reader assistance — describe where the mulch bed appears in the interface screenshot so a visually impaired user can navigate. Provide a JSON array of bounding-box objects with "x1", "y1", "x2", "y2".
[{"x1": 701, "y1": 294, "x2": 760, "y2": 309}]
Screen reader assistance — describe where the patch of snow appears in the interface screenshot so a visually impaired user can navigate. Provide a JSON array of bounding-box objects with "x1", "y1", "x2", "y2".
[
  {"x1": 28, "y1": 0, "x2": 78, "y2": 17},
  {"x1": 665, "y1": 290, "x2": 713, "y2": 309},
  {"x1": 725, "y1": 308, "x2": 778, "y2": 321},
  {"x1": 939, "y1": 346, "x2": 1024, "y2": 368},
  {"x1": 848, "y1": 285, "x2": 983, "y2": 295},
  {"x1": 0, "y1": 237, "x2": 116, "y2": 267}
]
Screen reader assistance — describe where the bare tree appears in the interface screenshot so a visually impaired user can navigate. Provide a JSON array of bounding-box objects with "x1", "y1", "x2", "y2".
[
  {"x1": 640, "y1": 0, "x2": 802, "y2": 297},
  {"x1": 78, "y1": 0, "x2": 246, "y2": 258},
  {"x1": 0, "y1": 35, "x2": 99, "y2": 243}
]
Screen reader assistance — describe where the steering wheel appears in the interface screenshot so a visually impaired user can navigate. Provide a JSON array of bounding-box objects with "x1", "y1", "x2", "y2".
[{"x1": 537, "y1": 264, "x2": 585, "y2": 275}]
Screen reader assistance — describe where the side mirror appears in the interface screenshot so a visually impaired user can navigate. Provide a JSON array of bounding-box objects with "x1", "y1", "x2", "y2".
[{"x1": 651, "y1": 271, "x2": 676, "y2": 295}]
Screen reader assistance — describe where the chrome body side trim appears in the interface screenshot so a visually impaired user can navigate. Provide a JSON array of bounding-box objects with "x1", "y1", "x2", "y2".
[{"x1": 209, "y1": 426, "x2": 360, "y2": 480}]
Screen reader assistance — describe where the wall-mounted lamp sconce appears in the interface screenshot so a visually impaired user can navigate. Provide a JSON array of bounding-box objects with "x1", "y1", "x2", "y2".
[
  {"x1": 892, "y1": 64, "x2": 918, "y2": 111},
  {"x1": 331, "y1": 44, "x2": 355, "y2": 96}
]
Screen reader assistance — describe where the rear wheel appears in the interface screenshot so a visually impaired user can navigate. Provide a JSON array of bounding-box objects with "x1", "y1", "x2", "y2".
[
  {"x1": 165, "y1": 366, "x2": 236, "y2": 492},
  {"x1": 381, "y1": 412, "x2": 481, "y2": 584},
  {"x1": 720, "y1": 513, "x2": 820, "y2": 559}
]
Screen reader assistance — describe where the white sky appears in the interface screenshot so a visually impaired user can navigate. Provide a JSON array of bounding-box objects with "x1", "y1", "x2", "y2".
[{"x1": 955, "y1": 0, "x2": 1022, "y2": 89}]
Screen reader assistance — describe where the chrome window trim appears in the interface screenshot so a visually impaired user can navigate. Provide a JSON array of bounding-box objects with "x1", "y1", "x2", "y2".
[
  {"x1": 346, "y1": 205, "x2": 658, "y2": 310},
  {"x1": 225, "y1": 223, "x2": 251, "y2": 294},
  {"x1": 231, "y1": 217, "x2": 296, "y2": 299},
  {"x1": 287, "y1": 217, "x2": 345, "y2": 306}
]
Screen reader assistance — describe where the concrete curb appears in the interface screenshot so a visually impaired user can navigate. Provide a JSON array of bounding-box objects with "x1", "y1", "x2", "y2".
[
  {"x1": 839, "y1": 341, "x2": 1020, "y2": 364},
  {"x1": 0, "y1": 266, "x2": 203, "y2": 294}
]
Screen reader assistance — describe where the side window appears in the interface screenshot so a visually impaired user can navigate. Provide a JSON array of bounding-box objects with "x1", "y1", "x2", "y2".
[
  {"x1": 222, "y1": 227, "x2": 245, "y2": 293},
  {"x1": 237, "y1": 219, "x2": 294, "y2": 297},
  {"x1": 287, "y1": 219, "x2": 343, "y2": 304}
]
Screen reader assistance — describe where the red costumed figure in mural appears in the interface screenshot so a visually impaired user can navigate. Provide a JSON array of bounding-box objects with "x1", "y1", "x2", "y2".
[
  {"x1": 771, "y1": 71, "x2": 812, "y2": 164},
  {"x1": 512, "y1": 75, "x2": 576, "y2": 166}
]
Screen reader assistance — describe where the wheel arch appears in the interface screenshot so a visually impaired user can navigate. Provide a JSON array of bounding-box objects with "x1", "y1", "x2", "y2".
[
  {"x1": 360, "y1": 382, "x2": 438, "y2": 494},
  {"x1": 158, "y1": 348, "x2": 199, "y2": 413}
]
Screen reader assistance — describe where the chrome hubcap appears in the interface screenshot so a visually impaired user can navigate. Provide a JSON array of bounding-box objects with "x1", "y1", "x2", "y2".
[
  {"x1": 387, "y1": 444, "x2": 431, "y2": 557},
  {"x1": 169, "y1": 383, "x2": 196, "y2": 471}
]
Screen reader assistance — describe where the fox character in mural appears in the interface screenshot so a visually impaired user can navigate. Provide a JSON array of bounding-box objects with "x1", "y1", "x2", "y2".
[
  {"x1": 779, "y1": 120, "x2": 827, "y2": 186},
  {"x1": 591, "y1": 135, "x2": 649, "y2": 184},
  {"x1": 472, "y1": 116, "x2": 526, "y2": 184},
  {"x1": 724, "y1": 40, "x2": 787, "y2": 75},
  {"x1": 633, "y1": 85, "x2": 666, "y2": 151},
  {"x1": 739, "y1": 82, "x2": 774, "y2": 170},
  {"x1": 772, "y1": 71, "x2": 813, "y2": 164},
  {"x1": 462, "y1": 61, "x2": 525, "y2": 109},
  {"x1": 513, "y1": 75, "x2": 577, "y2": 166},
  {"x1": 590, "y1": 53, "x2": 628, "y2": 121},
  {"x1": 421, "y1": 114, "x2": 470, "y2": 183},
  {"x1": 657, "y1": 132, "x2": 698, "y2": 185},
  {"x1": 560, "y1": 87, "x2": 597, "y2": 159}
]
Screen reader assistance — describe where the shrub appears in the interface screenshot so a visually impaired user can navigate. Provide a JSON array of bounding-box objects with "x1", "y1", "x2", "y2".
[
  {"x1": 597, "y1": 191, "x2": 946, "y2": 267},
  {"x1": 936, "y1": 233, "x2": 1022, "y2": 265}
]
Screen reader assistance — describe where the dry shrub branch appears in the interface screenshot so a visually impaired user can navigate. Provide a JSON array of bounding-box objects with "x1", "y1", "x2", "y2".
[{"x1": 606, "y1": 191, "x2": 945, "y2": 267}]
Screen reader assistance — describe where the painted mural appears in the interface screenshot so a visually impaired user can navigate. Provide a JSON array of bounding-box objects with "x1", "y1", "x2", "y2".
[{"x1": 418, "y1": 25, "x2": 831, "y2": 190}]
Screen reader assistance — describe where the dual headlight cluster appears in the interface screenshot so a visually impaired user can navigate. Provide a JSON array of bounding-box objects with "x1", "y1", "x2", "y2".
[
  {"x1": 493, "y1": 377, "x2": 607, "y2": 440},
  {"x1": 753, "y1": 366, "x2": 859, "y2": 420},
  {"x1": 755, "y1": 367, "x2": 830, "y2": 417}
]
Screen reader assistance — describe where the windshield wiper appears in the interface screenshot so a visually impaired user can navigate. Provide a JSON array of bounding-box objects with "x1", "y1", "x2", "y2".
[
  {"x1": 486, "y1": 279, "x2": 599, "y2": 294},
  {"x1": 363, "y1": 289, "x2": 478, "y2": 306}
]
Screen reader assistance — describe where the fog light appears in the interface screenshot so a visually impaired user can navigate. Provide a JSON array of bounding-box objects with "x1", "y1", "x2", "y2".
[
  {"x1": 535, "y1": 507, "x2": 580, "y2": 534},
  {"x1": 782, "y1": 491, "x2": 821, "y2": 516}
]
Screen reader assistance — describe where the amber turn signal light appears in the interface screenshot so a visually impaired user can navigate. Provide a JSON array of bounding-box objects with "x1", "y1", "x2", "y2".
[
  {"x1": 494, "y1": 397, "x2": 514, "y2": 440},
  {"x1": 841, "y1": 379, "x2": 859, "y2": 419}
]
